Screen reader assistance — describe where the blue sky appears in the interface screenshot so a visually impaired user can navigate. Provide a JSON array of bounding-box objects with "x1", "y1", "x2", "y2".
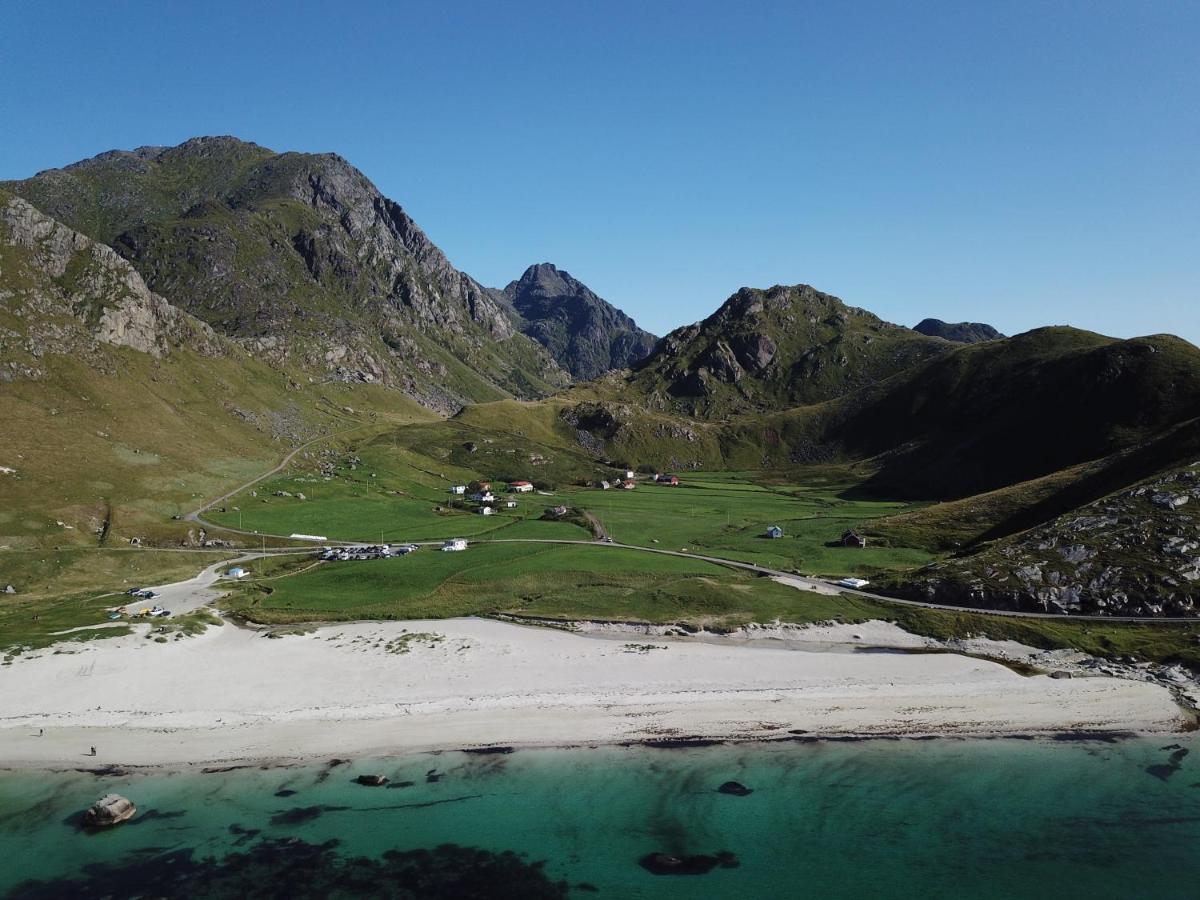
[{"x1": 2, "y1": 1, "x2": 1196, "y2": 342}]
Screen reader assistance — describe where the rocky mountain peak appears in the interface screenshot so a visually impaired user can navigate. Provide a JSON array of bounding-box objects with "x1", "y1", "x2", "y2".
[
  {"x1": 913, "y1": 318, "x2": 1005, "y2": 343},
  {"x1": 3, "y1": 137, "x2": 568, "y2": 411},
  {"x1": 631, "y1": 282, "x2": 950, "y2": 414},
  {"x1": 499, "y1": 263, "x2": 656, "y2": 380}
]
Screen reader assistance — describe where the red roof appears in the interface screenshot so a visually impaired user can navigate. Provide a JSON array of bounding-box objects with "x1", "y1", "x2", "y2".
[{"x1": 510, "y1": 480, "x2": 532, "y2": 486}]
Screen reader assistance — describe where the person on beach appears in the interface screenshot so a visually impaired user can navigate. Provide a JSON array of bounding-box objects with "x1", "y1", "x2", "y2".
[{"x1": 90, "y1": 746, "x2": 96, "y2": 756}]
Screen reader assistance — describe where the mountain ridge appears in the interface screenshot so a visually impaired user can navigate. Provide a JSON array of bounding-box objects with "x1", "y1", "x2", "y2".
[{"x1": 3, "y1": 136, "x2": 569, "y2": 413}]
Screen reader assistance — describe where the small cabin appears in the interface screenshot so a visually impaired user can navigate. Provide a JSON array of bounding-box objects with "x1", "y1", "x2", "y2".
[
  {"x1": 765, "y1": 525, "x2": 783, "y2": 539},
  {"x1": 478, "y1": 506, "x2": 494, "y2": 516},
  {"x1": 841, "y1": 530, "x2": 867, "y2": 549},
  {"x1": 505, "y1": 499, "x2": 518, "y2": 508}
]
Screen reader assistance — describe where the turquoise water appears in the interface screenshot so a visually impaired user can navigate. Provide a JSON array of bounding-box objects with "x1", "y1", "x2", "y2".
[{"x1": 2, "y1": 737, "x2": 1199, "y2": 897}]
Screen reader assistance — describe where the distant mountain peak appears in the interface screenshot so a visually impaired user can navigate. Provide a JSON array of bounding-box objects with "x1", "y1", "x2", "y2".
[
  {"x1": 499, "y1": 263, "x2": 656, "y2": 380},
  {"x1": 913, "y1": 318, "x2": 1004, "y2": 343}
]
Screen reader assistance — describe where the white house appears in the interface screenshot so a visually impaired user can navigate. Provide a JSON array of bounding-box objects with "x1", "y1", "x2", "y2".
[
  {"x1": 625, "y1": 470, "x2": 636, "y2": 480},
  {"x1": 228, "y1": 566, "x2": 250, "y2": 578},
  {"x1": 450, "y1": 485, "x2": 467, "y2": 495},
  {"x1": 470, "y1": 491, "x2": 495, "y2": 503},
  {"x1": 478, "y1": 506, "x2": 494, "y2": 516},
  {"x1": 442, "y1": 538, "x2": 468, "y2": 552},
  {"x1": 505, "y1": 499, "x2": 518, "y2": 508},
  {"x1": 508, "y1": 480, "x2": 534, "y2": 493}
]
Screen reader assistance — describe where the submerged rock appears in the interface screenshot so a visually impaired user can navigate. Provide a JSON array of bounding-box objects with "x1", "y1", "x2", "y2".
[
  {"x1": 354, "y1": 774, "x2": 389, "y2": 787},
  {"x1": 82, "y1": 794, "x2": 136, "y2": 828},
  {"x1": 717, "y1": 781, "x2": 754, "y2": 796},
  {"x1": 639, "y1": 851, "x2": 739, "y2": 875}
]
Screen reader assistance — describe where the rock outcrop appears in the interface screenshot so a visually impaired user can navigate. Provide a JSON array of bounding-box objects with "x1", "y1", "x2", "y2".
[
  {"x1": 0, "y1": 190, "x2": 223, "y2": 373},
  {"x1": 495, "y1": 263, "x2": 656, "y2": 380},
  {"x1": 82, "y1": 794, "x2": 137, "y2": 827},
  {"x1": 913, "y1": 318, "x2": 1005, "y2": 343}
]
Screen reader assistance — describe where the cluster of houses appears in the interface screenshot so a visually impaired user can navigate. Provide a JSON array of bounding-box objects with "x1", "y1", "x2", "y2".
[
  {"x1": 449, "y1": 479, "x2": 532, "y2": 515},
  {"x1": 320, "y1": 544, "x2": 419, "y2": 562}
]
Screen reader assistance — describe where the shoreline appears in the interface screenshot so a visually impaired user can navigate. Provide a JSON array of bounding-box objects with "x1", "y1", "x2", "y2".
[
  {"x1": 0, "y1": 727, "x2": 1164, "y2": 777},
  {"x1": 0, "y1": 616, "x2": 1188, "y2": 772}
]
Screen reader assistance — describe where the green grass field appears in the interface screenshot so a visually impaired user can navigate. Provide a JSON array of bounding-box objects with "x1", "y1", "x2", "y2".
[
  {"x1": 222, "y1": 542, "x2": 842, "y2": 627},
  {"x1": 207, "y1": 433, "x2": 935, "y2": 579}
]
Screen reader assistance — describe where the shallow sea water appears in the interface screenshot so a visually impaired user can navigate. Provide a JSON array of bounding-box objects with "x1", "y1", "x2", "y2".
[{"x1": 1, "y1": 736, "x2": 1198, "y2": 897}]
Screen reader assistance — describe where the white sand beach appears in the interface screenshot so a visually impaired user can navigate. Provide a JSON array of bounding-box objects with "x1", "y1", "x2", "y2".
[{"x1": 0, "y1": 617, "x2": 1185, "y2": 770}]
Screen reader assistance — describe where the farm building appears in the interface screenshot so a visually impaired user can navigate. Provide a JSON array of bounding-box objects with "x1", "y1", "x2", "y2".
[
  {"x1": 450, "y1": 485, "x2": 467, "y2": 495},
  {"x1": 505, "y1": 499, "x2": 518, "y2": 508},
  {"x1": 599, "y1": 480, "x2": 611, "y2": 490},
  {"x1": 765, "y1": 525, "x2": 783, "y2": 539},
  {"x1": 657, "y1": 474, "x2": 680, "y2": 486},
  {"x1": 621, "y1": 480, "x2": 636, "y2": 490},
  {"x1": 442, "y1": 538, "x2": 468, "y2": 552},
  {"x1": 470, "y1": 491, "x2": 495, "y2": 503},
  {"x1": 508, "y1": 480, "x2": 534, "y2": 493},
  {"x1": 478, "y1": 506, "x2": 494, "y2": 516},
  {"x1": 841, "y1": 530, "x2": 867, "y2": 548},
  {"x1": 624, "y1": 470, "x2": 636, "y2": 480},
  {"x1": 228, "y1": 566, "x2": 250, "y2": 578}
]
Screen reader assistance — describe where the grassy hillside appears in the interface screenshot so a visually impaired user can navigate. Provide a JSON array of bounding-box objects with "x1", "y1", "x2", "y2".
[{"x1": 4, "y1": 137, "x2": 570, "y2": 411}]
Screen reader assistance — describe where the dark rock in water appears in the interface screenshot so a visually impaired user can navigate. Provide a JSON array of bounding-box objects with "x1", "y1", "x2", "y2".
[
  {"x1": 81, "y1": 794, "x2": 136, "y2": 829},
  {"x1": 639, "y1": 851, "x2": 739, "y2": 876},
  {"x1": 274, "y1": 789, "x2": 299, "y2": 798},
  {"x1": 269, "y1": 805, "x2": 350, "y2": 827},
  {"x1": 328, "y1": 758, "x2": 350, "y2": 767},
  {"x1": 576, "y1": 883, "x2": 600, "y2": 892},
  {"x1": 426, "y1": 770, "x2": 444, "y2": 783},
  {"x1": 717, "y1": 781, "x2": 753, "y2": 796},
  {"x1": 354, "y1": 774, "x2": 389, "y2": 787},
  {"x1": 1146, "y1": 748, "x2": 1190, "y2": 782},
  {"x1": 461, "y1": 746, "x2": 515, "y2": 755},
  {"x1": 386, "y1": 780, "x2": 416, "y2": 789},
  {"x1": 8, "y1": 836, "x2": 572, "y2": 898}
]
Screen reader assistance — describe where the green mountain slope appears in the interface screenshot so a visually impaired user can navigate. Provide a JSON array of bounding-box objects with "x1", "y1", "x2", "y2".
[
  {"x1": 0, "y1": 188, "x2": 431, "y2": 553},
  {"x1": 3, "y1": 137, "x2": 569, "y2": 412},
  {"x1": 628, "y1": 283, "x2": 951, "y2": 416}
]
